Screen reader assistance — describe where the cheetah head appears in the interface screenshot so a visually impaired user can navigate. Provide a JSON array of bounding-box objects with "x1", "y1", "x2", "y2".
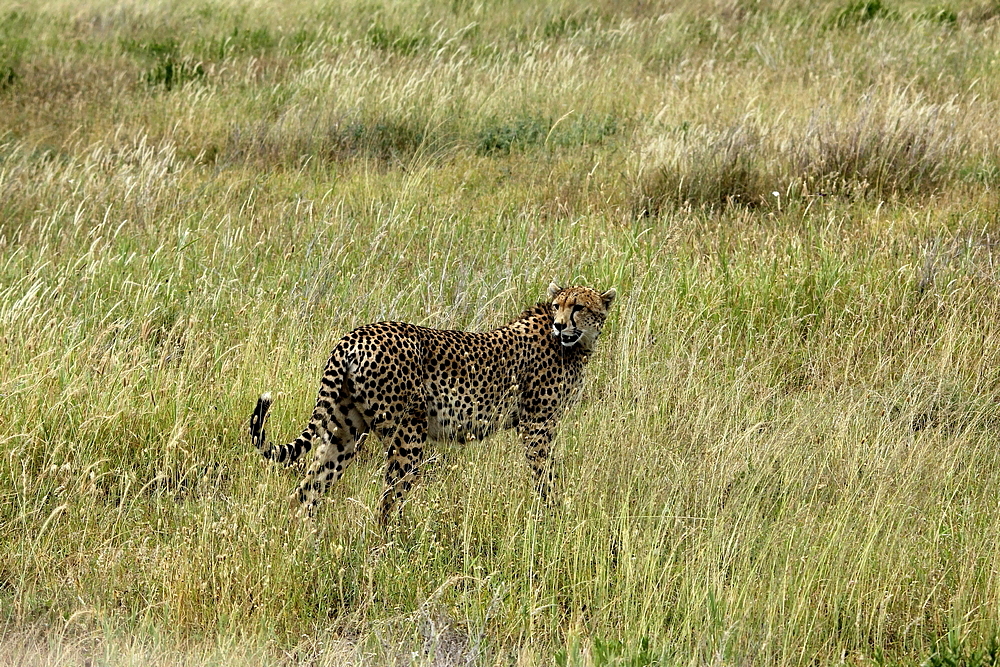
[{"x1": 547, "y1": 283, "x2": 617, "y2": 351}]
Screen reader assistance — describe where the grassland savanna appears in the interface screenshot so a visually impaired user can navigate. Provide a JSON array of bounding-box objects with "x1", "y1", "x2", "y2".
[{"x1": 3, "y1": 0, "x2": 1000, "y2": 664}]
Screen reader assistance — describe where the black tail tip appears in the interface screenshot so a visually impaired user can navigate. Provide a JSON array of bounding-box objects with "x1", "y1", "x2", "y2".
[{"x1": 250, "y1": 392, "x2": 272, "y2": 447}]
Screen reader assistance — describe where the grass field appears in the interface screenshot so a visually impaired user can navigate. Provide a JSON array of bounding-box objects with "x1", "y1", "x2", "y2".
[{"x1": 3, "y1": 0, "x2": 1000, "y2": 664}]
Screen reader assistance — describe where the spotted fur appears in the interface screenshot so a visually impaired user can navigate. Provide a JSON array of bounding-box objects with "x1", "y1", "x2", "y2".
[{"x1": 249, "y1": 283, "x2": 617, "y2": 523}]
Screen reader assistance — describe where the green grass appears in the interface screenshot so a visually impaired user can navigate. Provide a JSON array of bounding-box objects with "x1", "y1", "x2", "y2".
[{"x1": 3, "y1": 0, "x2": 1000, "y2": 664}]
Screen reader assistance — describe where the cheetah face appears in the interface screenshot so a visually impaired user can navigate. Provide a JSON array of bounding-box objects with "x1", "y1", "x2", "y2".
[{"x1": 547, "y1": 283, "x2": 617, "y2": 350}]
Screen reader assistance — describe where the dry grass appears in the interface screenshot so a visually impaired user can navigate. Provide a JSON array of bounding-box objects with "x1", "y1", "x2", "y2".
[
  {"x1": 3, "y1": 0, "x2": 1000, "y2": 665},
  {"x1": 634, "y1": 90, "x2": 984, "y2": 215}
]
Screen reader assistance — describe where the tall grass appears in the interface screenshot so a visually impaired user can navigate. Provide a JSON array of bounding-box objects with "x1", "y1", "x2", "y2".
[
  {"x1": 3, "y1": 0, "x2": 1000, "y2": 665},
  {"x1": 635, "y1": 91, "x2": 980, "y2": 215}
]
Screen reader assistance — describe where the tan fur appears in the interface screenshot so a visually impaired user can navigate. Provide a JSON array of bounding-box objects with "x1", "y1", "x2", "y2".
[{"x1": 249, "y1": 284, "x2": 616, "y2": 524}]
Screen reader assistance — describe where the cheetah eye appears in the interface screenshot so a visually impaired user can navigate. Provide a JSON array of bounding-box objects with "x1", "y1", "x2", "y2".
[
  {"x1": 571, "y1": 304, "x2": 584, "y2": 314},
  {"x1": 551, "y1": 303, "x2": 558, "y2": 310}
]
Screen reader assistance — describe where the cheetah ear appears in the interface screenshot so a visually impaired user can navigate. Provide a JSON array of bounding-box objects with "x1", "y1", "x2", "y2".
[
  {"x1": 601, "y1": 288, "x2": 617, "y2": 307},
  {"x1": 547, "y1": 283, "x2": 561, "y2": 299}
]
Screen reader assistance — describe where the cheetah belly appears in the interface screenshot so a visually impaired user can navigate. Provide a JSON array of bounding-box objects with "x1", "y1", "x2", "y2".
[{"x1": 424, "y1": 379, "x2": 520, "y2": 443}]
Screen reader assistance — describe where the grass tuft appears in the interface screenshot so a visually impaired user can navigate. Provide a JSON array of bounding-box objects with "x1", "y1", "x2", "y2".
[
  {"x1": 636, "y1": 93, "x2": 967, "y2": 215},
  {"x1": 795, "y1": 96, "x2": 964, "y2": 198},
  {"x1": 635, "y1": 121, "x2": 768, "y2": 214},
  {"x1": 830, "y1": 0, "x2": 899, "y2": 28},
  {"x1": 920, "y1": 632, "x2": 1000, "y2": 667},
  {"x1": 121, "y1": 37, "x2": 206, "y2": 90},
  {"x1": 914, "y1": 6, "x2": 959, "y2": 24},
  {"x1": 366, "y1": 22, "x2": 431, "y2": 56},
  {"x1": 477, "y1": 112, "x2": 620, "y2": 156},
  {"x1": 223, "y1": 114, "x2": 430, "y2": 167},
  {"x1": 0, "y1": 11, "x2": 30, "y2": 91}
]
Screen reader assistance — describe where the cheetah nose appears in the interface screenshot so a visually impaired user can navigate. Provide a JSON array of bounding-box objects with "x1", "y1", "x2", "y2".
[{"x1": 553, "y1": 321, "x2": 566, "y2": 332}]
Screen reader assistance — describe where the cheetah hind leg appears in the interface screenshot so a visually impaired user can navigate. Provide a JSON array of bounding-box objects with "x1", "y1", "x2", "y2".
[
  {"x1": 291, "y1": 429, "x2": 368, "y2": 517},
  {"x1": 378, "y1": 408, "x2": 428, "y2": 526},
  {"x1": 378, "y1": 440, "x2": 425, "y2": 528}
]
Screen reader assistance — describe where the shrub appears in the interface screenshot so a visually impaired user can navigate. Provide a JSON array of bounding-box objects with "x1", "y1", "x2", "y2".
[{"x1": 476, "y1": 114, "x2": 550, "y2": 155}]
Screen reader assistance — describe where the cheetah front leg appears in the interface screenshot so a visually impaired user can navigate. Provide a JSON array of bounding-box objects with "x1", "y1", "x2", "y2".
[
  {"x1": 518, "y1": 419, "x2": 558, "y2": 502},
  {"x1": 378, "y1": 407, "x2": 427, "y2": 526}
]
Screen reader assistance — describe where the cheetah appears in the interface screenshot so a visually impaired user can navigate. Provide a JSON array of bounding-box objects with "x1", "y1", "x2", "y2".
[{"x1": 249, "y1": 283, "x2": 617, "y2": 523}]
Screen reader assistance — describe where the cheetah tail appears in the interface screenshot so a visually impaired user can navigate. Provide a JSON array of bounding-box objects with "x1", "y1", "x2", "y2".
[
  {"x1": 251, "y1": 392, "x2": 307, "y2": 464},
  {"x1": 250, "y1": 392, "x2": 273, "y2": 452}
]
